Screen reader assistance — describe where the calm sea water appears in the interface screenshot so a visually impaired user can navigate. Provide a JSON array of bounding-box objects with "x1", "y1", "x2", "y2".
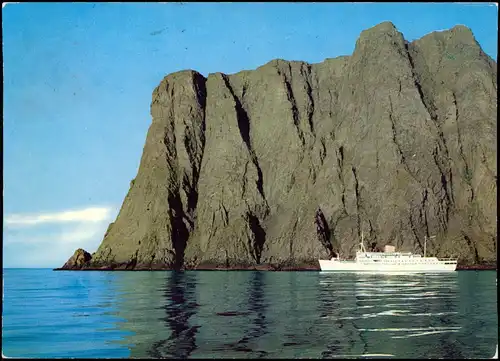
[{"x1": 2, "y1": 269, "x2": 498, "y2": 358}]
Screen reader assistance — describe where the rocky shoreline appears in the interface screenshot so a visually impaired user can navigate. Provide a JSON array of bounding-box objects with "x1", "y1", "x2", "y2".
[
  {"x1": 455, "y1": 264, "x2": 497, "y2": 271},
  {"x1": 54, "y1": 260, "x2": 322, "y2": 271}
]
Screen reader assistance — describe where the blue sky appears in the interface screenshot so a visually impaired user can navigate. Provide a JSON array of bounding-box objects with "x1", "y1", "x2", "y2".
[{"x1": 2, "y1": 2, "x2": 498, "y2": 268}]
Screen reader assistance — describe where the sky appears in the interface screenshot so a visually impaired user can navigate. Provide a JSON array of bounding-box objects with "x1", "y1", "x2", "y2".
[{"x1": 2, "y1": 2, "x2": 498, "y2": 268}]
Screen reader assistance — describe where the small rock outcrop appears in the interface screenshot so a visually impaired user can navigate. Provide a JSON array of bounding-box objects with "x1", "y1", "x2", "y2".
[
  {"x1": 59, "y1": 248, "x2": 92, "y2": 270},
  {"x1": 59, "y1": 22, "x2": 497, "y2": 271}
]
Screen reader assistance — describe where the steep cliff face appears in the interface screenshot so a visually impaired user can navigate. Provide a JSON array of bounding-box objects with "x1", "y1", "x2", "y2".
[{"x1": 63, "y1": 22, "x2": 497, "y2": 270}]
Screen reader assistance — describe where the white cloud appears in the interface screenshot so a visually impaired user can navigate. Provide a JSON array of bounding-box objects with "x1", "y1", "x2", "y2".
[
  {"x1": 58, "y1": 221, "x2": 106, "y2": 243},
  {"x1": 4, "y1": 221, "x2": 106, "y2": 246},
  {"x1": 2, "y1": 3, "x2": 21, "y2": 9},
  {"x1": 4, "y1": 207, "x2": 112, "y2": 227},
  {"x1": 3, "y1": 205, "x2": 118, "y2": 268}
]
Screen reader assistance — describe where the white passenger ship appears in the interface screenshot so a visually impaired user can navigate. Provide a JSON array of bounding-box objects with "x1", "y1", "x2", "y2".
[{"x1": 319, "y1": 233, "x2": 457, "y2": 273}]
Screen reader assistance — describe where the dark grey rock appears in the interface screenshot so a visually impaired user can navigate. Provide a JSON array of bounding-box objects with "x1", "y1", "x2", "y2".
[
  {"x1": 59, "y1": 248, "x2": 92, "y2": 270},
  {"x1": 62, "y1": 22, "x2": 497, "y2": 270}
]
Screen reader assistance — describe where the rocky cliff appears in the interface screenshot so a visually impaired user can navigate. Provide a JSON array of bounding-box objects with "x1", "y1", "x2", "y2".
[
  {"x1": 59, "y1": 22, "x2": 497, "y2": 270},
  {"x1": 61, "y1": 248, "x2": 93, "y2": 270}
]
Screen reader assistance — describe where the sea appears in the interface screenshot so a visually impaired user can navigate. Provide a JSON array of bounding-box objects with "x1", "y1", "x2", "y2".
[{"x1": 2, "y1": 269, "x2": 498, "y2": 359}]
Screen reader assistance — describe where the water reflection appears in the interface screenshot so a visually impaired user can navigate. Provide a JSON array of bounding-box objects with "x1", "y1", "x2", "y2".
[
  {"x1": 147, "y1": 271, "x2": 199, "y2": 358},
  {"x1": 318, "y1": 274, "x2": 360, "y2": 357},
  {"x1": 215, "y1": 272, "x2": 269, "y2": 358},
  {"x1": 317, "y1": 273, "x2": 461, "y2": 358},
  {"x1": 104, "y1": 271, "x2": 495, "y2": 359}
]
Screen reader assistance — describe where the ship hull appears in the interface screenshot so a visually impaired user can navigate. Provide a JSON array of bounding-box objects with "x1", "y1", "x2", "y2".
[{"x1": 318, "y1": 260, "x2": 457, "y2": 273}]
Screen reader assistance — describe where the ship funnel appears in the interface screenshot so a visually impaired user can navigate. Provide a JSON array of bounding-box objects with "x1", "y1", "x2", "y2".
[{"x1": 384, "y1": 245, "x2": 396, "y2": 253}]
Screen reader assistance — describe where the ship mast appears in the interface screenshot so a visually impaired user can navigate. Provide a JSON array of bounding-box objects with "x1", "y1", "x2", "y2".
[
  {"x1": 424, "y1": 235, "x2": 426, "y2": 258},
  {"x1": 360, "y1": 231, "x2": 366, "y2": 252},
  {"x1": 424, "y1": 235, "x2": 436, "y2": 258}
]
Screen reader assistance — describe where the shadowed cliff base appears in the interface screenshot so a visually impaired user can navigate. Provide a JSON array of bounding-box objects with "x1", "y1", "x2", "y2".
[
  {"x1": 54, "y1": 260, "x2": 496, "y2": 271},
  {"x1": 59, "y1": 21, "x2": 497, "y2": 271}
]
